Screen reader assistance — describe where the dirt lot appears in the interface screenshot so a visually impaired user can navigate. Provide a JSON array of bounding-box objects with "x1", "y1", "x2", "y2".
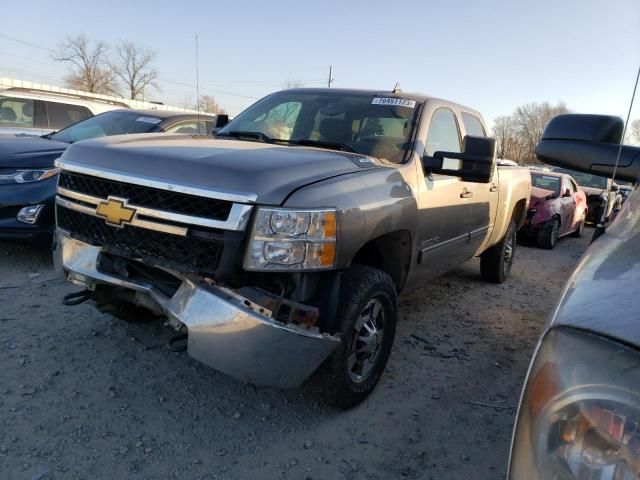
[{"x1": 0, "y1": 232, "x2": 591, "y2": 480}]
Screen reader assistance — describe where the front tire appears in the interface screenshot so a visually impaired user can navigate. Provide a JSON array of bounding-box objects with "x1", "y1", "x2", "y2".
[
  {"x1": 480, "y1": 220, "x2": 517, "y2": 284},
  {"x1": 537, "y1": 217, "x2": 560, "y2": 249},
  {"x1": 312, "y1": 265, "x2": 397, "y2": 409}
]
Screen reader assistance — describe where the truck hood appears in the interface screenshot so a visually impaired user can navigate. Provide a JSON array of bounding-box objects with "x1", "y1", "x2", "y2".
[
  {"x1": 59, "y1": 134, "x2": 377, "y2": 205},
  {"x1": 0, "y1": 135, "x2": 69, "y2": 168}
]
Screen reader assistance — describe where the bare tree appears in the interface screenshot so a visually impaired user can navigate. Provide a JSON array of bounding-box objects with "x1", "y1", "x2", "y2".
[
  {"x1": 627, "y1": 118, "x2": 640, "y2": 145},
  {"x1": 492, "y1": 115, "x2": 519, "y2": 162},
  {"x1": 111, "y1": 41, "x2": 158, "y2": 100},
  {"x1": 195, "y1": 95, "x2": 226, "y2": 114},
  {"x1": 54, "y1": 35, "x2": 117, "y2": 95},
  {"x1": 493, "y1": 101, "x2": 569, "y2": 164}
]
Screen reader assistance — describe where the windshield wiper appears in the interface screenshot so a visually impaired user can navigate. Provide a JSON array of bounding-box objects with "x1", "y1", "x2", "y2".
[
  {"x1": 40, "y1": 131, "x2": 57, "y2": 140},
  {"x1": 281, "y1": 139, "x2": 358, "y2": 153},
  {"x1": 216, "y1": 130, "x2": 273, "y2": 143}
]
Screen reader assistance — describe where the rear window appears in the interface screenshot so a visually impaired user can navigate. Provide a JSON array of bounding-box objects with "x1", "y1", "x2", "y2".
[
  {"x1": 0, "y1": 97, "x2": 35, "y2": 128},
  {"x1": 46, "y1": 102, "x2": 92, "y2": 130},
  {"x1": 531, "y1": 173, "x2": 561, "y2": 194},
  {"x1": 461, "y1": 112, "x2": 486, "y2": 137}
]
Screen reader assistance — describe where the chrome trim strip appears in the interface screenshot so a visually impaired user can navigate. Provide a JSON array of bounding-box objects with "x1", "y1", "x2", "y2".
[
  {"x1": 469, "y1": 225, "x2": 492, "y2": 238},
  {"x1": 421, "y1": 232, "x2": 469, "y2": 254},
  {"x1": 55, "y1": 158, "x2": 258, "y2": 203},
  {"x1": 57, "y1": 186, "x2": 253, "y2": 231},
  {"x1": 56, "y1": 196, "x2": 188, "y2": 237}
]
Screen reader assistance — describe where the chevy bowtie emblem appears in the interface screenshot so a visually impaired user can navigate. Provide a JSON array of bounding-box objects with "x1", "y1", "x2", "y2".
[{"x1": 96, "y1": 197, "x2": 136, "y2": 227}]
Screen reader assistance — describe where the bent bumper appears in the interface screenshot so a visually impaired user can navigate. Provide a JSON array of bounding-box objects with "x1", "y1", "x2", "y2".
[{"x1": 55, "y1": 232, "x2": 340, "y2": 388}]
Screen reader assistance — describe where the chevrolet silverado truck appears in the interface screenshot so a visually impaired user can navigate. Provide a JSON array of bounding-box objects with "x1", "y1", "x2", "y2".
[{"x1": 53, "y1": 88, "x2": 531, "y2": 408}]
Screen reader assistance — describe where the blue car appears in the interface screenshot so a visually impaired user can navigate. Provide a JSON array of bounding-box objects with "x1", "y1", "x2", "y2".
[{"x1": 0, "y1": 109, "x2": 216, "y2": 243}]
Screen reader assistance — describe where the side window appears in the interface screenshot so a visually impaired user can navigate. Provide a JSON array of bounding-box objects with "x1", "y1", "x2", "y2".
[
  {"x1": 570, "y1": 179, "x2": 579, "y2": 192},
  {"x1": 561, "y1": 177, "x2": 572, "y2": 194},
  {"x1": 461, "y1": 112, "x2": 486, "y2": 137},
  {"x1": 46, "y1": 102, "x2": 92, "y2": 130},
  {"x1": 426, "y1": 108, "x2": 461, "y2": 171},
  {"x1": 0, "y1": 97, "x2": 35, "y2": 128}
]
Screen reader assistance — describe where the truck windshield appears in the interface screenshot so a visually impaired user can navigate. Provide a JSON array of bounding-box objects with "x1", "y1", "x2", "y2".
[
  {"x1": 216, "y1": 91, "x2": 421, "y2": 163},
  {"x1": 51, "y1": 111, "x2": 163, "y2": 144}
]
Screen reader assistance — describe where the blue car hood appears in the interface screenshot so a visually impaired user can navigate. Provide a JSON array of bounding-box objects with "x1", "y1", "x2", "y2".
[{"x1": 0, "y1": 135, "x2": 69, "y2": 168}]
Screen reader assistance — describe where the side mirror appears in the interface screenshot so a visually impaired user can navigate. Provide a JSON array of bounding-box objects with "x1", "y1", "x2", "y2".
[
  {"x1": 213, "y1": 114, "x2": 229, "y2": 133},
  {"x1": 536, "y1": 114, "x2": 640, "y2": 183},
  {"x1": 425, "y1": 135, "x2": 496, "y2": 183},
  {"x1": 611, "y1": 183, "x2": 619, "y2": 192},
  {"x1": 562, "y1": 188, "x2": 572, "y2": 198}
]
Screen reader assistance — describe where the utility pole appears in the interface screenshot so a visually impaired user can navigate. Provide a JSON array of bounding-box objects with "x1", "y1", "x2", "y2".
[{"x1": 327, "y1": 65, "x2": 334, "y2": 88}]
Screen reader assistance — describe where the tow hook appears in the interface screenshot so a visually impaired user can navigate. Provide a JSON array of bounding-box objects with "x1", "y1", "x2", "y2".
[
  {"x1": 167, "y1": 331, "x2": 188, "y2": 352},
  {"x1": 62, "y1": 289, "x2": 93, "y2": 306}
]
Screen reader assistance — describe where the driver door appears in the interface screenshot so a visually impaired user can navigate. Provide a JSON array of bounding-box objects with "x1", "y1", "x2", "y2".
[{"x1": 415, "y1": 107, "x2": 474, "y2": 279}]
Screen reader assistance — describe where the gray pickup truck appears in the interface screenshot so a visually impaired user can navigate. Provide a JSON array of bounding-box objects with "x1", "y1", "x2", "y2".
[{"x1": 54, "y1": 88, "x2": 531, "y2": 408}]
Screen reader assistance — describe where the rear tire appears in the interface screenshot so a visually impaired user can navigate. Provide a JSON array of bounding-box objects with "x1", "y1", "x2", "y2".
[
  {"x1": 311, "y1": 265, "x2": 397, "y2": 410},
  {"x1": 480, "y1": 220, "x2": 517, "y2": 284},
  {"x1": 537, "y1": 217, "x2": 560, "y2": 249}
]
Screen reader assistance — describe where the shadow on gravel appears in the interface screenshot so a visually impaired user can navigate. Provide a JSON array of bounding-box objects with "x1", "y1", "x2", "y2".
[{"x1": 0, "y1": 240, "x2": 53, "y2": 267}]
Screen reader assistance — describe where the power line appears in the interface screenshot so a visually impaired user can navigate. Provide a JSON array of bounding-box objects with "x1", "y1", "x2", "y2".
[{"x1": 0, "y1": 33, "x2": 55, "y2": 53}]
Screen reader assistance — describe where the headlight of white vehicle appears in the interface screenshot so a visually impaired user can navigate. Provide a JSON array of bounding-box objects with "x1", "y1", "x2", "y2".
[
  {"x1": 0, "y1": 168, "x2": 60, "y2": 185},
  {"x1": 509, "y1": 327, "x2": 640, "y2": 479},
  {"x1": 244, "y1": 207, "x2": 337, "y2": 271}
]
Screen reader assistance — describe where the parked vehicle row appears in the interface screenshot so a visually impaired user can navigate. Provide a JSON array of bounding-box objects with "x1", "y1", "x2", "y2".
[
  {"x1": 0, "y1": 110, "x2": 216, "y2": 243},
  {"x1": 50, "y1": 87, "x2": 531, "y2": 408}
]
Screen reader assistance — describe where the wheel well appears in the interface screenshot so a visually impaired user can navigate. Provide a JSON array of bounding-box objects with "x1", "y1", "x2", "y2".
[
  {"x1": 512, "y1": 199, "x2": 527, "y2": 228},
  {"x1": 351, "y1": 230, "x2": 412, "y2": 293}
]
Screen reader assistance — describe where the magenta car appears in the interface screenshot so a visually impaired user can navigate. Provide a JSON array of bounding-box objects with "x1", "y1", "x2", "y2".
[{"x1": 521, "y1": 171, "x2": 588, "y2": 249}]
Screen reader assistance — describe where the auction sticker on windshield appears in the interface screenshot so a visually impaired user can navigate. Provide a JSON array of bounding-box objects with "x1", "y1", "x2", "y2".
[
  {"x1": 372, "y1": 97, "x2": 416, "y2": 108},
  {"x1": 136, "y1": 117, "x2": 162, "y2": 124}
]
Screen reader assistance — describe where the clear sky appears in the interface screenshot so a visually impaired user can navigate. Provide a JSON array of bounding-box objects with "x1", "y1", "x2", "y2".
[{"x1": 1, "y1": 0, "x2": 639, "y2": 125}]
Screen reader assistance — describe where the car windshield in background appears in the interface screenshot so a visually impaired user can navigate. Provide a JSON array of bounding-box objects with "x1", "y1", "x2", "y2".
[
  {"x1": 51, "y1": 111, "x2": 163, "y2": 143},
  {"x1": 555, "y1": 169, "x2": 607, "y2": 190},
  {"x1": 216, "y1": 91, "x2": 421, "y2": 163},
  {"x1": 531, "y1": 173, "x2": 561, "y2": 194}
]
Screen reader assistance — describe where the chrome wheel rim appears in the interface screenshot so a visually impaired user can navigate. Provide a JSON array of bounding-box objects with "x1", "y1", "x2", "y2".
[
  {"x1": 503, "y1": 230, "x2": 515, "y2": 275},
  {"x1": 347, "y1": 299, "x2": 385, "y2": 384}
]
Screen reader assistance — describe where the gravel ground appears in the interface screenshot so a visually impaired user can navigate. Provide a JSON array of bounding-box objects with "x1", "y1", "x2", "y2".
[{"x1": 0, "y1": 231, "x2": 591, "y2": 480}]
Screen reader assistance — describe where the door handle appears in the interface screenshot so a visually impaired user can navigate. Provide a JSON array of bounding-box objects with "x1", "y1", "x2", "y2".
[
  {"x1": 460, "y1": 190, "x2": 473, "y2": 199},
  {"x1": 489, "y1": 185, "x2": 499, "y2": 192}
]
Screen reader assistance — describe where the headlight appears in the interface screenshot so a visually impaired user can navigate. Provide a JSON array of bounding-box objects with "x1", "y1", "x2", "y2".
[
  {"x1": 509, "y1": 327, "x2": 640, "y2": 479},
  {"x1": 0, "y1": 168, "x2": 60, "y2": 185},
  {"x1": 244, "y1": 207, "x2": 337, "y2": 271}
]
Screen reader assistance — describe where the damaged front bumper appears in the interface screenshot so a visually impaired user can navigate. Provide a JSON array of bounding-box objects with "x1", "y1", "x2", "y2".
[{"x1": 54, "y1": 232, "x2": 340, "y2": 388}]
